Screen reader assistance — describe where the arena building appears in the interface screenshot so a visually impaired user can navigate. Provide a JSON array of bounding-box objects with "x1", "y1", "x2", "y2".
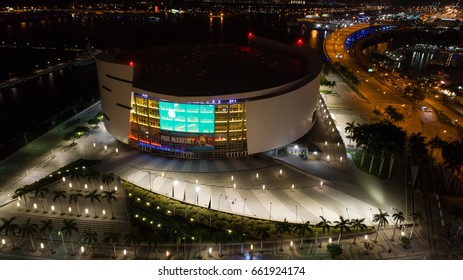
[{"x1": 96, "y1": 35, "x2": 322, "y2": 159}]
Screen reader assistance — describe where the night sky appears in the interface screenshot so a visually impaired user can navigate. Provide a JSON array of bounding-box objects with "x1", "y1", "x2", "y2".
[{"x1": 0, "y1": 0, "x2": 460, "y2": 7}]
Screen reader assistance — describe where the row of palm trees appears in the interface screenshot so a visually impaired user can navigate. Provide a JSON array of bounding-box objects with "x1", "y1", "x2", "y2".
[
  {"x1": 271, "y1": 207, "x2": 425, "y2": 253},
  {"x1": 69, "y1": 169, "x2": 116, "y2": 193},
  {"x1": 345, "y1": 120, "x2": 407, "y2": 177},
  {"x1": 15, "y1": 170, "x2": 118, "y2": 218},
  {"x1": 0, "y1": 209, "x2": 424, "y2": 259},
  {"x1": 0, "y1": 217, "x2": 127, "y2": 258},
  {"x1": 17, "y1": 186, "x2": 118, "y2": 220},
  {"x1": 346, "y1": 118, "x2": 463, "y2": 193}
]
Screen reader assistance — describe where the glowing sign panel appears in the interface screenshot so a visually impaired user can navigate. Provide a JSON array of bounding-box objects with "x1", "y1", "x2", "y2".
[{"x1": 159, "y1": 101, "x2": 215, "y2": 133}]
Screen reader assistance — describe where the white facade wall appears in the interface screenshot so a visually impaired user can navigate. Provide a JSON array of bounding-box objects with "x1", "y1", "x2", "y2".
[
  {"x1": 245, "y1": 74, "x2": 320, "y2": 154},
  {"x1": 96, "y1": 59, "x2": 134, "y2": 144}
]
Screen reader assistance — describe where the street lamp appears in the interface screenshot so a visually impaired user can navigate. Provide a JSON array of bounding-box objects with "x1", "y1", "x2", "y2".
[
  {"x1": 295, "y1": 205, "x2": 298, "y2": 223},
  {"x1": 269, "y1": 202, "x2": 272, "y2": 220},
  {"x1": 218, "y1": 193, "x2": 223, "y2": 211},
  {"x1": 262, "y1": 184, "x2": 265, "y2": 192},
  {"x1": 195, "y1": 186, "x2": 200, "y2": 205}
]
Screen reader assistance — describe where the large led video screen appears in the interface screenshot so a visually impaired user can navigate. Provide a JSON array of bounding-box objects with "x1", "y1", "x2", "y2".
[{"x1": 159, "y1": 101, "x2": 215, "y2": 133}]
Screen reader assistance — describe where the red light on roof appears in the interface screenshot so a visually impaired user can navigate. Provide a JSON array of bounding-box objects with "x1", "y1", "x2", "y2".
[
  {"x1": 129, "y1": 61, "x2": 134, "y2": 66},
  {"x1": 248, "y1": 32, "x2": 253, "y2": 38},
  {"x1": 297, "y1": 39, "x2": 303, "y2": 45}
]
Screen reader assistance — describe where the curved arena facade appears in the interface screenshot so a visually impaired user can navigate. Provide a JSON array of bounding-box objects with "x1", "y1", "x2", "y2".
[{"x1": 96, "y1": 35, "x2": 322, "y2": 159}]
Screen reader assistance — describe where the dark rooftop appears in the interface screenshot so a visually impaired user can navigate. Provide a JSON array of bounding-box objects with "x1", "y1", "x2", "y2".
[{"x1": 115, "y1": 44, "x2": 310, "y2": 97}]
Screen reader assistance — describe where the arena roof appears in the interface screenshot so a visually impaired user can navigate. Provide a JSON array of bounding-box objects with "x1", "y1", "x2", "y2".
[{"x1": 114, "y1": 44, "x2": 311, "y2": 97}]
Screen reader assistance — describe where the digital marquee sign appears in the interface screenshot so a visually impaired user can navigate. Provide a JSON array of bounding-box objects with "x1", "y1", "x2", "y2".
[{"x1": 159, "y1": 101, "x2": 215, "y2": 133}]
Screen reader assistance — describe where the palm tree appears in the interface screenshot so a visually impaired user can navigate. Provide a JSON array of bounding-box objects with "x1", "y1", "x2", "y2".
[
  {"x1": 372, "y1": 209, "x2": 389, "y2": 243},
  {"x1": 316, "y1": 216, "x2": 331, "y2": 247},
  {"x1": 85, "y1": 169, "x2": 100, "y2": 190},
  {"x1": 383, "y1": 105, "x2": 405, "y2": 123},
  {"x1": 34, "y1": 186, "x2": 49, "y2": 213},
  {"x1": 275, "y1": 218, "x2": 292, "y2": 251},
  {"x1": 0, "y1": 217, "x2": 20, "y2": 248},
  {"x1": 144, "y1": 227, "x2": 162, "y2": 259},
  {"x1": 70, "y1": 168, "x2": 85, "y2": 191},
  {"x1": 104, "y1": 228, "x2": 121, "y2": 259},
  {"x1": 429, "y1": 135, "x2": 444, "y2": 159},
  {"x1": 255, "y1": 226, "x2": 270, "y2": 253},
  {"x1": 39, "y1": 219, "x2": 56, "y2": 254},
  {"x1": 212, "y1": 228, "x2": 228, "y2": 257},
  {"x1": 85, "y1": 190, "x2": 102, "y2": 218},
  {"x1": 15, "y1": 187, "x2": 30, "y2": 212},
  {"x1": 294, "y1": 221, "x2": 313, "y2": 249},
  {"x1": 333, "y1": 215, "x2": 350, "y2": 244},
  {"x1": 101, "y1": 172, "x2": 115, "y2": 191},
  {"x1": 350, "y1": 218, "x2": 368, "y2": 244},
  {"x1": 409, "y1": 209, "x2": 425, "y2": 240},
  {"x1": 82, "y1": 227, "x2": 98, "y2": 256},
  {"x1": 18, "y1": 218, "x2": 38, "y2": 252},
  {"x1": 391, "y1": 209, "x2": 405, "y2": 241},
  {"x1": 124, "y1": 227, "x2": 143, "y2": 259},
  {"x1": 68, "y1": 192, "x2": 83, "y2": 217},
  {"x1": 102, "y1": 190, "x2": 117, "y2": 219},
  {"x1": 345, "y1": 120, "x2": 356, "y2": 146},
  {"x1": 61, "y1": 219, "x2": 79, "y2": 255},
  {"x1": 53, "y1": 190, "x2": 67, "y2": 215},
  {"x1": 407, "y1": 132, "x2": 428, "y2": 189},
  {"x1": 441, "y1": 140, "x2": 463, "y2": 192},
  {"x1": 193, "y1": 228, "x2": 208, "y2": 259}
]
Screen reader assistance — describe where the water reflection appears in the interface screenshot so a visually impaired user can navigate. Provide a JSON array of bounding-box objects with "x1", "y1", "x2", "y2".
[{"x1": 308, "y1": 30, "x2": 318, "y2": 49}]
